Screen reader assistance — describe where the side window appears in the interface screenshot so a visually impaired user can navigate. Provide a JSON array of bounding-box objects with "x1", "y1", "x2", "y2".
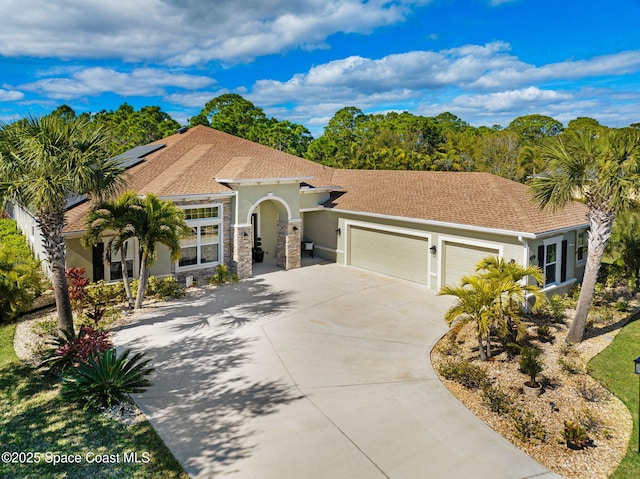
[{"x1": 576, "y1": 231, "x2": 587, "y2": 262}]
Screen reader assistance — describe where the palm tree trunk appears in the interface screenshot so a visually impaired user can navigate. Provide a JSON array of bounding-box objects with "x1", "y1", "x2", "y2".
[
  {"x1": 567, "y1": 210, "x2": 613, "y2": 343},
  {"x1": 37, "y1": 209, "x2": 74, "y2": 335},
  {"x1": 119, "y1": 244, "x2": 134, "y2": 309},
  {"x1": 477, "y1": 335, "x2": 487, "y2": 361},
  {"x1": 135, "y1": 253, "x2": 149, "y2": 309}
]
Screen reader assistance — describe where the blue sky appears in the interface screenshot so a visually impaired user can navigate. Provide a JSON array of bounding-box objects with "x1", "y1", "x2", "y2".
[{"x1": 1, "y1": 0, "x2": 639, "y2": 137}]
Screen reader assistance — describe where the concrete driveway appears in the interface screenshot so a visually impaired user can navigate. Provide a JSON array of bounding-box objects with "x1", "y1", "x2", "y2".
[{"x1": 115, "y1": 263, "x2": 560, "y2": 479}]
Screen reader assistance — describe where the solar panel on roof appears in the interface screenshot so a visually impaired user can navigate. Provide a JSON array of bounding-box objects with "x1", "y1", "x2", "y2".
[
  {"x1": 109, "y1": 143, "x2": 165, "y2": 169},
  {"x1": 65, "y1": 193, "x2": 87, "y2": 211},
  {"x1": 65, "y1": 143, "x2": 166, "y2": 211}
]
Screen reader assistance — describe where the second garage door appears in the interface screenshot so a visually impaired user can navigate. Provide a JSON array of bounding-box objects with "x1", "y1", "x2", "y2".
[
  {"x1": 348, "y1": 226, "x2": 429, "y2": 284},
  {"x1": 443, "y1": 241, "x2": 499, "y2": 287}
]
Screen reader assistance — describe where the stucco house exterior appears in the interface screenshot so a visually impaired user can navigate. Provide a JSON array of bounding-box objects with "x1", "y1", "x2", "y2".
[{"x1": 13, "y1": 125, "x2": 589, "y2": 295}]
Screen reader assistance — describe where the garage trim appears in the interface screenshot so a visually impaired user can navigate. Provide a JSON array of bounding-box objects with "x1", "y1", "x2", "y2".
[
  {"x1": 438, "y1": 235, "x2": 503, "y2": 289},
  {"x1": 344, "y1": 220, "x2": 431, "y2": 288}
]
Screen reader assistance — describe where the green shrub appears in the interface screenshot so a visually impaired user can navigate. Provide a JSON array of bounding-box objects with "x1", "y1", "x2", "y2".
[
  {"x1": 0, "y1": 219, "x2": 44, "y2": 322},
  {"x1": 209, "y1": 264, "x2": 239, "y2": 285},
  {"x1": 146, "y1": 276, "x2": 184, "y2": 299},
  {"x1": 481, "y1": 383, "x2": 514, "y2": 415},
  {"x1": 519, "y1": 347, "x2": 543, "y2": 385},
  {"x1": 438, "y1": 359, "x2": 489, "y2": 390},
  {"x1": 562, "y1": 420, "x2": 590, "y2": 449},
  {"x1": 62, "y1": 348, "x2": 154, "y2": 409},
  {"x1": 510, "y1": 409, "x2": 546, "y2": 443},
  {"x1": 537, "y1": 323, "x2": 552, "y2": 342},
  {"x1": 615, "y1": 300, "x2": 629, "y2": 312}
]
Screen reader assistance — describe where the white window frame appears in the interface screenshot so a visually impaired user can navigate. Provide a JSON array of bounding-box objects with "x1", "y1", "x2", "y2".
[
  {"x1": 107, "y1": 238, "x2": 136, "y2": 282},
  {"x1": 576, "y1": 230, "x2": 587, "y2": 265},
  {"x1": 542, "y1": 236, "x2": 562, "y2": 286},
  {"x1": 177, "y1": 203, "x2": 223, "y2": 272}
]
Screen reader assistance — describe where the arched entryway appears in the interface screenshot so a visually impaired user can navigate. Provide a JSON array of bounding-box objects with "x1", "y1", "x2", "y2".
[{"x1": 246, "y1": 195, "x2": 301, "y2": 272}]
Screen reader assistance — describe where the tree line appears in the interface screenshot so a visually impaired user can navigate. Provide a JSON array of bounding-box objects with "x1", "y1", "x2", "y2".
[{"x1": 47, "y1": 94, "x2": 639, "y2": 185}]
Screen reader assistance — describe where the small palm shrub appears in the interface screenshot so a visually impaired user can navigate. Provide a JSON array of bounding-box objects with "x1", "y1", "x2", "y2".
[
  {"x1": 438, "y1": 358, "x2": 489, "y2": 390},
  {"x1": 41, "y1": 327, "x2": 112, "y2": 372},
  {"x1": 209, "y1": 264, "x2": 239, "y2": 285},
  {"x1": 62, "y1": 348, "x2": 154, "y2": 409},
  {"x1": 519, "y1": 347, "x2": 543, "y2": 387}
]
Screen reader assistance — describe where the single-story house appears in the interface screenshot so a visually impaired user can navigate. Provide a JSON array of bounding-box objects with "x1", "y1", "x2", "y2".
[{"x1": 13, "y1": 125, "x2": 589, "y2": 295}]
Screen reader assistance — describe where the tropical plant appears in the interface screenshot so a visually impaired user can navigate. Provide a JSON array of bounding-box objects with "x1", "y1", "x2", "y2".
[
  {"x1": 82, "y1": 191, "x2": 140, "y2": 308},
  {"x1": 562, "y1": 420, "x2": 590, "y2": 449},
  {"x1": 62, "y1": 348, "x2": 154, "y2": 409},
  {"x1": 0, "y1": 228, "x2": 43, "y2": 322},
  {"x1": 41, "y1": 326, "x2": 113, "y2": 372},
  {"x1": 122, "y1": 194, "x2": 190, "y2": 308},
  {"x1": 519, "y1": 347, "x2": 543, "y2": 387},
  {"x1": 439, "y1": 275, "x2": 497, "y2": 360},
  {"x1": 439, "y1": 256, "x2": 545, "y2": 360},
  {"x1": 209, "y1": 264, "x2": 239, "y2": 285},
  {"x1": 0, "y1": 115, "x2": 123, "y2": 335},
  {"x1": 531, "y1": 128, "x2": 640, "y2": 342}
]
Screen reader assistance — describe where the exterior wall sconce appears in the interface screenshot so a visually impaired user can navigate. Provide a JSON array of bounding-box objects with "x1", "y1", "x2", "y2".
[
  {"x1": 430, "y1": 245, "x2": 437, "y2": 254},
  {"x1": 529, "y1": 254, "x2": 536, "y2": 262},
  {"x1": 243, "y1": 232, "x2": 249, "y2": 237},
  {"x1": 336, "y1": 228, "x2": 341, "y2": 235},
  {"x1": 293, "y1": 226, "x2": 299, "y2": 231}
]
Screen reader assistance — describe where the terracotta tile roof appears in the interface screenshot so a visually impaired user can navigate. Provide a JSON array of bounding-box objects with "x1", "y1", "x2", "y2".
[
  {"x1": 325, "y1": 170, "x2": 588, "y2": 235},
  {"x1": 63, "y1": 125, "x2": 588, "y2": 236}
]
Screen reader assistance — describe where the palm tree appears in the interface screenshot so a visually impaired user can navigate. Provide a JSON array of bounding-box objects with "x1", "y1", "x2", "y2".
[
  {"x1": 82, "y1": 191, "x2": 140, "y2": 309},
  {"x1": 0, "y1": 115, "x2": 123, "y2": 335},
  {"x1": 125, "y1": 194, "x2": 189, "y2": 309},
  {"x1": 439, "y1": 275, "x2": 497, "y2": 360},
  {"x1": 440, "y1": 256, "x2": 546, "y2": 360},
  {"x1": 474, "y1": 257, "x2": 546, "y2": 341},
  {"x1": 532, "y1": 128, "x2": 640, "y2": 343}
]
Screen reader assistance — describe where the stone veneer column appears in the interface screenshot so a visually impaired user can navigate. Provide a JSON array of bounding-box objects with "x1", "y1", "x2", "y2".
[
  {"x1": 276, "y1": 220, "x2": 301, "y2": 270},
  {"x1": 232, "y1": 225, "x2": 253, "y2": 279}
]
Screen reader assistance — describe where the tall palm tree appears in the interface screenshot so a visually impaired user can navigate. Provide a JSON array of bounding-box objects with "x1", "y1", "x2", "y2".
[
  {"x1": 0, "y1": 115, "x2": 123, "y2": 334},
  {"x1": 82, "y1": 191, "x2": 140, "y2": 309},
  {"x1": 532, "y1": 128, "x2": 640, "y2": 343},
  {"x1": 125, "y1": 194, "x2": 189, "y2": 309}
]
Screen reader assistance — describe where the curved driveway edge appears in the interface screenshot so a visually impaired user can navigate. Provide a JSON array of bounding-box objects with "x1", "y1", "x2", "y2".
[{"x1": 115, "y1": 263, "x2": 562, "y2": 478}]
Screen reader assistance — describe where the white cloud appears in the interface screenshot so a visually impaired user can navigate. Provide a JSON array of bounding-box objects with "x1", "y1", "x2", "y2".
[
  {"x1": 0, "y1": 88, "x2": 24, "y2": 101},
  {"x1": 450, "y1": 87, "x2": 571, "y2": 112},
  {"x1": 20, "y1": 67, "x2": 215, "y2": 100},
  {"x1": 0, "y1": 0, "x2": 420, "y2": 65}
]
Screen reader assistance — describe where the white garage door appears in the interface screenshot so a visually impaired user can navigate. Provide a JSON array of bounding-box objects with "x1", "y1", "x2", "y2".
[
  {"x1": 443, "y1": 242, "x2": 499, "y2": 287},
  {"x1": 348, "y1": 226, "x2": 429, "y2": 284}
]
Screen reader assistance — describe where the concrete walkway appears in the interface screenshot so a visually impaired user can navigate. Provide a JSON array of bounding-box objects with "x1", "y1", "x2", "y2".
[{"x1": 115, "y1": 263, "x2": 561, "y2": 478}]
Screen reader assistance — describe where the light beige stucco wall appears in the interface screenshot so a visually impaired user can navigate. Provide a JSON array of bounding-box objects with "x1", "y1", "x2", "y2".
[
  {"x1": 235, "y1": 183, "x2": 300, "y2": 225},
  {"x1": 65, "y1": 236, "x2": 94, "y2": 280},
  {"x1": 300, "y1": 210, "x2": 339, "y2": 261}
]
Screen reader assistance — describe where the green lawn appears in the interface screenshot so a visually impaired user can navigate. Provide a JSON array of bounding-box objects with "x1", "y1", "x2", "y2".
[
  {"x1": 589, "y1": 316, "x2": 640, "y2": 479},
  {"x1": 0, "y1": 322, "x2": 188, "y2": 479}
]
